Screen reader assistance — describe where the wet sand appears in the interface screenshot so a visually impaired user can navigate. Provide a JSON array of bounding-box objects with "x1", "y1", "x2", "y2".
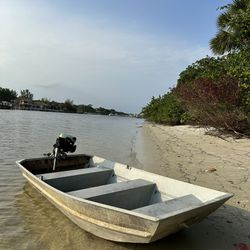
[{"x1": 135, "y1": 123, "x2": 250, "y2": 250}]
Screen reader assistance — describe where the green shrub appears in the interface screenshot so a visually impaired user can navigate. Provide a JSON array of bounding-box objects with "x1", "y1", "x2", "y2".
[{"x1": 142, "y1": 93, "x2": 184, "y2": 125}]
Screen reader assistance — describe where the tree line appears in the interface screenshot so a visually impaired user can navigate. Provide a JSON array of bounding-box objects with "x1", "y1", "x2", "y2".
[
  {"x1": 0, "y1": 87, "x2": 130, "y2": 116},
  {"x1": 142, "y1": 0, "x2": 250, "y2": 136}
]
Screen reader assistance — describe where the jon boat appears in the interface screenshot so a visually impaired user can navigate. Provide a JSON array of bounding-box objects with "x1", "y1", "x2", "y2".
[{"x1": 16, "y1": 153, "x2": 233, "y2": 243}]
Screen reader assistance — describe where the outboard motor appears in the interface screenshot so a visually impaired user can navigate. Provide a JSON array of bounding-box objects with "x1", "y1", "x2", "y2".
[{"x1": 52, "y1": 134, "x2": 77, "y2": 171}]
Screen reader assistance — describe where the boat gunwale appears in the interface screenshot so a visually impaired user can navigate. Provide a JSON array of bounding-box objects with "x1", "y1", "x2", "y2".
[
  {"x1": 16, "y1": 159, "x2": 159, "y2": 222},
  {"x1": 16, "y1": 156, "x2": 233, "y2": 221},
  {"x1": 20, "y1": 169, "x2": 153, "y2": 239}
]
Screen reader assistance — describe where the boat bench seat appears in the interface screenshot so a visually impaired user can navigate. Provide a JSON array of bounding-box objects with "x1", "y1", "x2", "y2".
[
  {"x1": 133, "y1": 194, "x2": 202, "y2": 218},
  {"x1": 68, "y1": 179, "x2": 156, "y2": 210},
  {"x1": 36, "y1": 167, "x2": 113, "y2": 192}
]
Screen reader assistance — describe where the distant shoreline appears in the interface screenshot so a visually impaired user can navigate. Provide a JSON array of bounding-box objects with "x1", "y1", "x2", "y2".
[
  {"x1": 0, "y1": 87, "x2": 135, "y2": 116},
  {"x1": 0, "y1": 107, "x2": 135, "y2": 117}
]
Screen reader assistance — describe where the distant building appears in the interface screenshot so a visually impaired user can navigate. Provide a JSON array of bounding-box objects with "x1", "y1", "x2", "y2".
[
  {"x1": 14, "y1": 98, "x2": 64, "y2": 112},
  {"x1": 0, "y1": 101, "x2": 13, "y2": 109},
  {"x1": 15, "y1": 97, "x2": 33, "y2": 109}
]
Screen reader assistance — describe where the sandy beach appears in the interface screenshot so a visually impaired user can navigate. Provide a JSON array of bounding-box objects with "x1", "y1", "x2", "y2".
[{"x1": 135, "y1": 123, "x2": 250, "y2": 249}]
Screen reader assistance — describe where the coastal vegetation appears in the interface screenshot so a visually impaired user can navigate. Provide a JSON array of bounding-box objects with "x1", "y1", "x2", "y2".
[
  {"x1": 0, "y1": 88, "x2": 130, "y2": 116},
  {"x1": 0, "y1": 87, "x2": 17, "y2": 103},
  {"x1": 142, "y1": 0, "x2": 250, "y2": 136}
]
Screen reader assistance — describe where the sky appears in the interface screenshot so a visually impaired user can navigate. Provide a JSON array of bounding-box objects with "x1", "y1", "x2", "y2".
[{"x1": 0, "y1": 0, "x2": 231, "y2": 113}]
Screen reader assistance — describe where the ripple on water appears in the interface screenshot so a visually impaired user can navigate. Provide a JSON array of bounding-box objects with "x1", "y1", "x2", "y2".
[{"x1": 0, "y1": 110, "x2": 143, "y2": 250}]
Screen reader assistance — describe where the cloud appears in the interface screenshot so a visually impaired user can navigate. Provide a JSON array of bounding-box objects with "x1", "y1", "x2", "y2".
[{"x1": 0, "y1": 1, "x2": 210, "y2": 112}]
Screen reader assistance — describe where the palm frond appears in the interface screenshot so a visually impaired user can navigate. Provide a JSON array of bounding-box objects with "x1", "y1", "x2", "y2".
[
  {"x1": 210, "y1": 30, "x2": 239, "y2": 55},
  {"x1": 230, "y1": 0, "x2": 248, "y2": 12},
  {"x1": 217, "y1": 12, "x2": 231, "y2": 29}
]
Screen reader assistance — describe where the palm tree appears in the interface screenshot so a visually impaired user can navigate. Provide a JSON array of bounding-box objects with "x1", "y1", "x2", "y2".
[
  {"x1": 20, "y1": 89, "x2": 33, "y2": 100},
  {"x1": 210, "y1": 0, "x2": 250, "y2": 55}
]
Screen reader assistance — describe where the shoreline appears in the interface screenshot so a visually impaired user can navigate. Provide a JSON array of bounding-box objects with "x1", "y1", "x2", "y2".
[
  {"x1": 135, "y1": 122, "x2": 250, "y2": 249},
  {"x1": 138, "y1": 123, "x2": 250, "y2": 210}
]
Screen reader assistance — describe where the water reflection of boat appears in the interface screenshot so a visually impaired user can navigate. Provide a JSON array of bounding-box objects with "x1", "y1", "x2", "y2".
[
  {"x1": 15, "y1": 183, "x2": 111, "y2": 249},
  {"x1": 16, "y1": 154, "x2": 232, "y2": 243}
]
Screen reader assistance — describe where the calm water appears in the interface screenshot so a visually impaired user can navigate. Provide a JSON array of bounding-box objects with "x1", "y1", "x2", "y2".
[{"x1": 0, "y1": 110, "x2": 145, "y2": 250}]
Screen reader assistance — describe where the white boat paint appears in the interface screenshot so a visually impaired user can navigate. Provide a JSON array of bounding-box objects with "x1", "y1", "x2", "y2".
[{"x1": 16, "y1": 154, "x2": 233, "y2": 243}]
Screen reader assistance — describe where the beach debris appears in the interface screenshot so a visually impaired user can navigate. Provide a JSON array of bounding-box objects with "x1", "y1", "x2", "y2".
[
  {"x1": 233, "y1": 243, "x2": 250, "y2": 250},
  {"x1": 237, "y1": 167, "x2": 246, "y2": 170},
  {"x1": 205, "y1": 167, "x2": 217, "y2": 173}
]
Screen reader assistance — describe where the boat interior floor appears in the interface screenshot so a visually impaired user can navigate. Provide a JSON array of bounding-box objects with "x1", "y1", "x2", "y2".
[{"x1": 36, "y1": 167, "x2": 203, "y2": 218}]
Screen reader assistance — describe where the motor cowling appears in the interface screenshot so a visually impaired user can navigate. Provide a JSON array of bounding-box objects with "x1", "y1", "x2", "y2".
[
  {"x1": 51, "y1": 134, "x2": 77, "y2": 171},
  {"x1": 54, "y1": 134, "x2": 76, "y2": 154}
]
